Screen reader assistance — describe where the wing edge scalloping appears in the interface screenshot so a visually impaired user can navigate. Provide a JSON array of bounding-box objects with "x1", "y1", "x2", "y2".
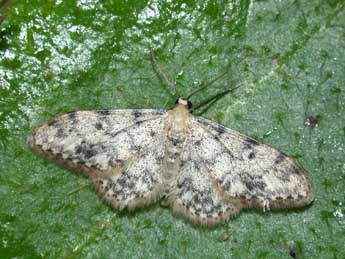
[
  {"x1": 172, "y1": 199, "x2": 241, "y2": 226},
  {"x1": 95, "y1": 179, "x2": 163, "y2": 211},
  {"x1": 27, "y1": 109, "x2": 167, "y2": 179},
  {"x1": 28, "y1": 131, "x2": 104, "y2": 178},
  {"x1": 192, "y1": 116, "x2": 315, "y2": 211}
]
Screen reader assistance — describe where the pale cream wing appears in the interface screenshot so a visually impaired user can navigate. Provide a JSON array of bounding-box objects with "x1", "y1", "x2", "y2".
[
  {"x1": 187, "y1": 116, "x2": 314, "y2": 211},
  {"x1": 172, "y1": 136, "x2": 239, "y2": 226},
  {"x1": 29, "y1": 109, "x2": 167, "y2": 210}
]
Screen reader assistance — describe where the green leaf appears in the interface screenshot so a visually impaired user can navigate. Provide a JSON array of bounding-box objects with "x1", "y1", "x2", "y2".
[{"x1": 1, "y1": 0, "x2": 345, "y2": 258}]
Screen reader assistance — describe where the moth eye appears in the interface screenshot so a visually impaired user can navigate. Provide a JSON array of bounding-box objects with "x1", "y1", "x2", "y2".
[{"x1": 187, "y1": 101, "x2": 193, "y2": 110}]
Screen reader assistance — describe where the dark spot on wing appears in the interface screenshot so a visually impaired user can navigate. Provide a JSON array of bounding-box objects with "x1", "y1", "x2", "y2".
[
  {"x1": 216, "y1": 125, "x2": 225, "y2": 135},
  {"x1": 67, "y1": 111, "x2": 76, "y2": 120},
  {"x1": 75, "y1": 145, "x2": 82, "y2": 154},
  {"x1": 245, "y1": 137, "x2": 260, "y2": 146},
  {"x1": 222, "y1": 178, "x2": 231, "y2": 191},
  {"x1": 179, "y1": 160, "x2": 186, "y2": 168},
  {"x1": 77, "y1": 159, "x2": 86, "y2": 165},
  {"x1": 277, "y1": 169, "x2": 291, "y2": 181},
  {"x1": 192, "y1": 160, "x2": 200, "y2": 171},
  {"x1": 135, "y1": 120, "x2": 144, "y2": 126},
  {"x1": 48, "y1": 119, "x2": 58, "y2": 127},
  {"x1": 244, "y1": 180, "x2": 266, "y2": 192},
  {"x1": 126, "y1": 131, "x2": 141, "y2": 151},
  {"x1": 95, "y1": 122, "x2": 103, "y2": 130},
  {"x1": 155, "y1": 153, "x2": 164, "y2": 162},
  {"x1": 194, "y1": 140, "x2": 201, "y2": 146},
  {"x1": 150, "y1": 130, "x2": 156, "y2": 137},
  {"x1": 185, "y1": 202, "x2": 191, "y2": 210},
  {"x1": 290, "y1": 164, "x2": 303, "y2": 175},
  {"x1": 85, "y1": 149, "x2": 97, "y2": 159},
  {"x1": 241, "y1": 173, "x2": 266, "y2": 192},
  {"x1": 177, "y1": 181, "x2": 183, "y2": 189},
  {"x1": 132, "y1": 110, "x2": 142, "y2": 118},
  {"x1": 225, "y1": 148, "x2": 234, "y2": 159},
  {"x1": 169, "y1": 137, "x2": 181, "y2": 146},
  {"x1": 205, "y1": 121, "x2": 226, "y2": 136},
  {"x1": 248, "y1": 151, "x2": 255, "y2": 159},
  {"x1": 108, "y1": 159, "x2": 124, "y2": 168},
  {"x1": 193, "y1": 193, "x2": 201, "y2": 204},
  {"x1": 130, "y1": 143, "x2": 140, "y2": 151},
  {"x1": 74, "y1": 141, "x2": 99, "y2": 160},
  {"x1": 105, "y1": 167, "x2": 157, "y2": 199},
  {"x1": 56, "y1": 128, "x2": 64, "y2": 138},
  {"x1": 97, "y1": 110, "x2": 110, "y2": 115},
  {"x1": 275, "y1": 152, "x2": 286, "y2": 164}
]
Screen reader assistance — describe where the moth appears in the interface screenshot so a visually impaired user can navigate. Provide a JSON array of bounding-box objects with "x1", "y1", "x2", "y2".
[{"x1": 28, "y1": 51, "x2": 314, "y2": 226}]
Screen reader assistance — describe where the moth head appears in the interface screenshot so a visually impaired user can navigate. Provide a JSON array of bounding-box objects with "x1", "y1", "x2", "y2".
[{"x1": 175, "y1": 98, "x2": 193, "y2": 111}]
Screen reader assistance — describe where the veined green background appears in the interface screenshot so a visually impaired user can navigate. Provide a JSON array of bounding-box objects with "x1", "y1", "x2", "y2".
[{"x1": 0, "y1": 0, "x2": 344, "y2": 258}]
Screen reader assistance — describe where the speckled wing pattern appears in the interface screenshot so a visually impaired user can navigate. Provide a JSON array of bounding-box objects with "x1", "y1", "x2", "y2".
[
  {"x1": 29, "y1": 102, "x2": 314, "y2": 226},
  {"x1": 172, "y1": 137, "x2": 240, "y2": 225},
  {"x1": 29, "y1": 109, "x2": 167, "y2": 210},
  {"x1": 181, "y1": 117, "x2": 314, "y2": 215}
]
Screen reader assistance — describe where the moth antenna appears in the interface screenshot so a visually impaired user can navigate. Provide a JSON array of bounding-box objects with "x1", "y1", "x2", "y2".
[
  {"x1": 192, "y1": 84, "x2": 240, "y2": 114},
  {"x1": 185, "y1": 70, "x2": 229, "y2": 100},
  {"x1": 149, "y1": 47, "x2": 180, "y2": 98}
]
